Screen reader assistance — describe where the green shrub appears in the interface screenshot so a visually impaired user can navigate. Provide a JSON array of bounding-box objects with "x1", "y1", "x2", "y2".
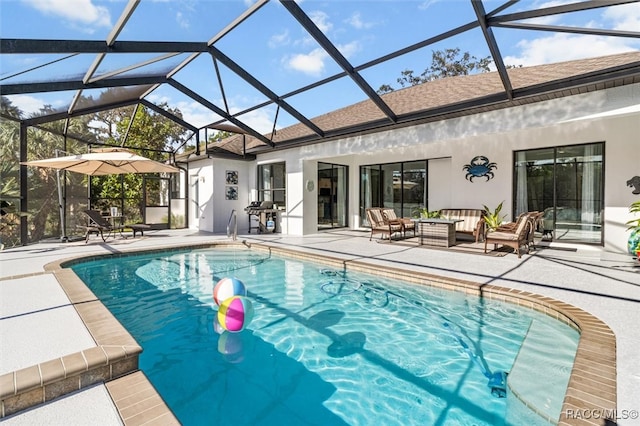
[{"x1": 482, "y1": 201, "x2": 507, "y2": 231}]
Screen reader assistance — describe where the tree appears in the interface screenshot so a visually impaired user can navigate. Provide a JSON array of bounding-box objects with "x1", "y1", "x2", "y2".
[
  {"x1": 424, "y1": 48, "x2": 492, "y2": 80},
  {"x1": 377, "y1": 48, "x2": 493, "y2": 94},
  {"x1": 25, "y1": 108, "x2": 95, "y2": 242},
  {"x1": 1, "y1": 96, "x2": 22, "y2": 119},
  {"x1": 89, "y1": 103, "x2": 188, "y2": 222},
  {"x1": 0, "y1": 99, "x2": 22, "y2": 247},
  {"x1": 0, "y1": 99, "x2": 96, "y2": 243},
  {"x1": 208, "y1": 130, "x2": 233, "y2": 144},
  {"x1": 1, "y1": 91, "x2": 189, "y2": 245}
]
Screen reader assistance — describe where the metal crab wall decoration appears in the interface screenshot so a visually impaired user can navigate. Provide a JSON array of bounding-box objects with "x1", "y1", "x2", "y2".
[
  {"x1": 627, "y1": 175, "x2": 640, "y2": 194},
  {"x1": 463, "y1": 156, "x2": 497, "y2": 182}
]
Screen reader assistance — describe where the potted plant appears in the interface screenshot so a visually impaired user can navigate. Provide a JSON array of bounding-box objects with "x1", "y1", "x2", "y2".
[
  {"x1": 626, "y1": 200, "x2": 640, "y2": 259},
  {"x1": 413, "y1": 207, "x2": 441, "y2": 219},
  {"x1": 482, "y1": 201, "x2": 507, "y2": 232}
]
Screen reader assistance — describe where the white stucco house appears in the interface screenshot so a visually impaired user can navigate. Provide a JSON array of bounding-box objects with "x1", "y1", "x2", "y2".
[{"x1": 180, "y1": 51, "x2": 640, "y2": 254}]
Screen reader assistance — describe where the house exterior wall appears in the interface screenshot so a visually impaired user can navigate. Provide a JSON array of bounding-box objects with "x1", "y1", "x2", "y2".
[
  {"x1": 191, "y1": 83, "x2": 639, "y2": 253},
  {"x1": 187, "y1": 157, "x2": 253, "y2": 233}
]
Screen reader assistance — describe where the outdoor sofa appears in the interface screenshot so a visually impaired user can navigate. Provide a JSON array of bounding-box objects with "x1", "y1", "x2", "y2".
[{"x1": 438, "y1": 208, "x2": 486, "y2": 242}]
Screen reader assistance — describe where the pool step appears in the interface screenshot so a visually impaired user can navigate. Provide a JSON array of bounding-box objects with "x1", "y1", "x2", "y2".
[{"x1": 106, "y1": 371, "x2": 179, "y2": 425}]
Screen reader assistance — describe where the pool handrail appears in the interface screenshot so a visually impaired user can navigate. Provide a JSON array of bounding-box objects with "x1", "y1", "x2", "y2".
[{"x1": 227, "y1": 209, "x2": 237, "y2": 240}]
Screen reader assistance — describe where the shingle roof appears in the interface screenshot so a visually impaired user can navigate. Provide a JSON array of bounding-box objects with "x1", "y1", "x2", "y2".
[{"x1": 203, "y1": 51, "x2": 640, "y2": 158}]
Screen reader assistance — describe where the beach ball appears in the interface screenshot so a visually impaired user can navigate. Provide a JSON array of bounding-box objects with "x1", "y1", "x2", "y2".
[
  {"x1": 217, "y1": 296, "x2": 254, "y2": 333},
  {"x1": 213, "y1": 277, "x2": 247, "y2": 306},
  {"x1": 212, "y1": 314, "x2": 225, "y2": 335}
]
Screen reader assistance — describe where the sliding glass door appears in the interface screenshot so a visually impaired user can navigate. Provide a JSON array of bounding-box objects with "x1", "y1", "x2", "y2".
[
  {"x1": 317, "y1": 162, "x2": 348, "y2": 229},
  {"x1": 514, "y1": 142, "x2": 604, "y2": 244},
  {"x1": 402, "y1": 161, "x2": 427, "y2": 219},
  {"x1": 360, "y1": 160, "x2": 427, "y2": 226},
  {"x1": 381, "y1": 163, "x2": 401, "y2": 211},
  {"x1": 360, "y1": 165, "x2": 381, "y2": 226}
]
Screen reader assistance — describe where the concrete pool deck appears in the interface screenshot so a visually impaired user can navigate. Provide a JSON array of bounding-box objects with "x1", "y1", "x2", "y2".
[{"x1": 1, "y1": 229, "x2": 638, "y2": 425}]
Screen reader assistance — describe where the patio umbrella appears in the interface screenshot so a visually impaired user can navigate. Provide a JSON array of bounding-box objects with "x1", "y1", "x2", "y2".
[
  {"x1": 21, "y1": 147, "x2": 179, "y2": 241},
  {"x1": 21, "y1": 147, "x2": 179, "y2": 175}
]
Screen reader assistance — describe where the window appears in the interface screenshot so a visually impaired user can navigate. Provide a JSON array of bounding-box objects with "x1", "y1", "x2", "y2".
[
  {"x1": 360, "y1": 160, "x2": 427, "y2": 225},
  {"x1": 258, "y1": 162, "x2": 286, "y2": 206},
  {"x1": 514, "y1": 142, "x2": 604, "y2": 244}
]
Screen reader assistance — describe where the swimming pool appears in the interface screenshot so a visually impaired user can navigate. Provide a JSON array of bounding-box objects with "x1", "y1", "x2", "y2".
[{"x1": 71, "y1": 247, "x2": 578, "y2": 425}]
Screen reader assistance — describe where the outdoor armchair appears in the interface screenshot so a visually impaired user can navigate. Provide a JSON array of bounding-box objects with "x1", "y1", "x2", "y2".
[
  {"x1": 484, "y1": 212, "x2": 532, "y2": 258},
  {"x1": 381, "y1": 208, "x2": 416, "y2": 238},
  {"x1": 494, "y1": 211, "x2": 541, "y2": 251},
  {"x1": 525, "y1": 211, "x2": 543, "y2": 251},
  {"x1": 494, "y1": 212, "x2": 527, "y2": 233},
  {"x1": 366, "y1": 208, "x2": 403, "y2": 242}
]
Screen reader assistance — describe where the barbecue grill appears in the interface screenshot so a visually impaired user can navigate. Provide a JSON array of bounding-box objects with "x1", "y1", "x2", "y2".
[{"x1": 245, "y1": 201, "x2": 278, "y2": 233}]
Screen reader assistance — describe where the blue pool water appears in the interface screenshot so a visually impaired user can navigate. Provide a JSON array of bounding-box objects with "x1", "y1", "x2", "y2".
[{"x1": 71, "y1": 247, "x2": 578, "y2": 425}]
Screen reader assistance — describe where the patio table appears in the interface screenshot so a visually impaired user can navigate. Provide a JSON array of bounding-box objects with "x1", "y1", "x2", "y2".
[
  {"x1": 105, "y1": 215, "x2": 127, "y2": 239},
  {"x1": 413, "y1": 218, "x2": 463, "y2": 247}
]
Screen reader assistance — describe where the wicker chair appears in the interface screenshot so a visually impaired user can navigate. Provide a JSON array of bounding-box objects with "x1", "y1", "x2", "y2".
[
  {"x1": 381, "y1": 208, "x2": 416, "y2": 238},
  {"x1": 525, "y1": 211, "x2": 543, "y2": 252},
  {"x1": 494, "y1": 211, "x2": 542, "y2": 252},
  {"x1": 366, "y1": 208, "x2": 403, "y2": 242},
  {"x1": 484, "y1": 212, "x2": 532, "y2": 258}
]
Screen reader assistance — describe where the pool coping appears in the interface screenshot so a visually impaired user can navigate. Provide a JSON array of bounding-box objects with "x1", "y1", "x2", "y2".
[{"x1": 1, "y1": 242, "x2": 616, "y2": 425}]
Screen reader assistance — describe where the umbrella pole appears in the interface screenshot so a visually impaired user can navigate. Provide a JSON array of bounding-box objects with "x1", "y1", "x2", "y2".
[{"x1": 56, "y1": 169, "x2": 68, "y2": 242}]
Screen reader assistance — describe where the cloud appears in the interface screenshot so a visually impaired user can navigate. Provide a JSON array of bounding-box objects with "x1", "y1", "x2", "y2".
[
  {"x1": 145, "y1": 93, "x2": 213, "y2": 129},
  {"x1": 337, "y1": 40, "x2": 360, "y2": 58},
  {"x1": 346, "y1": 12, "x2": 375, "y2": 30},
  {"x1": 176, "y1": 11, "x2": 189, "y2": 30},
  {"x1": 280, "y1": 8, "x2": 363, "y2": 76},
  {"x1": 233, "y1": 108, "x2": 277, "y2": 134},
  {"x1": 603, "y1": 3, "x2": 640, "y2": 31},
  {"x1": 7, "y1": 94, "x2": 48, "y2": 116},
  {"x1": 282, "y1": 40, "x2": 359, "y2": 77},
  {"x1": 418, "y1": 0, "x2": 442, "y2": 11},
  {"x1": 146, "y1": 92, "x2": 276, "y2": 134},
  {"x1": 520, "y1": 0, "x2": 574, "y2": 26},
  {"x1": 268, "y1": 30, "x2": 290, "y2": 48},
  {"x1": 503, "y1": 3, "x2": 640, "y2": 66},
  {"x1": 308, "y1": 10, "x2": 332, "y2": 33},
  {"x1": 503, "y1": 33, "x2": 636, "y2": 67},
  {"x1": 175, "y1": 101, "x2": 218, "y2": 129},
  {"x1": 23, "y1": 0, "x2": 112, "y2": 28},
  {"x1": 285, "y1": 48, "x2": 329, "y2": 76}
]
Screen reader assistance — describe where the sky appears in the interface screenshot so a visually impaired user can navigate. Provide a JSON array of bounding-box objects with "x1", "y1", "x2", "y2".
[{"x1": 1, "y1": 0, "x2": 639, "y2": 135}]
